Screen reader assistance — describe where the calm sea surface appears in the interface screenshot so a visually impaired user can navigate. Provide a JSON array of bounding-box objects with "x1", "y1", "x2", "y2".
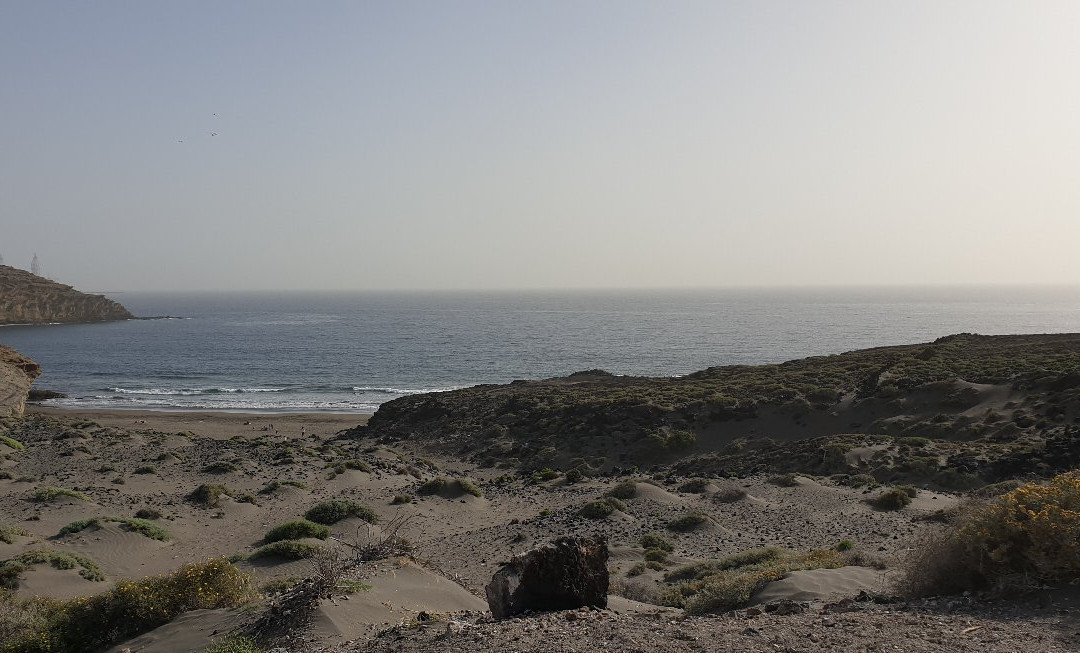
[{"x1": 2, "y1": 287, "x2": 1079, "y2": 413}]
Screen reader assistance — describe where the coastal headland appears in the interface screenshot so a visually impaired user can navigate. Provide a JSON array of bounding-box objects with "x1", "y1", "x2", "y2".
[{"x1": 0, "y1": 335, "x2": 1078, "y2": 651}]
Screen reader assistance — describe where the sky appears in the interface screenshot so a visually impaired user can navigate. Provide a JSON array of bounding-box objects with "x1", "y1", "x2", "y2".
[{"x1": 2, "y1": 1, "x2": 1079, "y2": 292}]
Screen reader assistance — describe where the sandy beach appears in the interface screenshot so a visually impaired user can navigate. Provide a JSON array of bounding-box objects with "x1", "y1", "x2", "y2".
[{"x1": 27, "y1": 406, "x2": 370, "y2": 441}]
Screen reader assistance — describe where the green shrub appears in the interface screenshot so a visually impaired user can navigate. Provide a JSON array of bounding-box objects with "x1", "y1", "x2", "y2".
[
  {"x1": 32, "y1": 486, "x2": 90, "y2": 503},
  {"x1": 606, "y1": 481, "x2": 638, "y2": 500},
  {"x1": 532, "y1": 468, "x2": 560, "y2": 481},
  {"x1": 190, "y1": 484, "x2": 231, "y2": 507},
  {"x1": 578, "y1": 497, "x2": 626, "y2": 519},
  {"x1": 667, "y1": 512, "x2": 709, "y2": 532},
  {"x1": 661, "y1": 548, "x2": 843, "y2": 614},
  {"x1": 0, "y1": 435, "x2": 24, "y2": 451},
  {"x1": 108, "y1": 517, "x2": 170, "y2": 541},
  {"x1": 203, "y1": 634, "x2": 261, "y2": 653},
  {"x1": 0, "y1": 524, "x2": 30, "y2": 545},
  {"x1": 767, "y1": 474, "x2": 799, "y2": 487},
  {"x1": 135, "y1": 507, "x2": 161, "y2": 520},
  {"x1": 258, "y1": 480, "x2": 307, "y2": 494},
  {"x1": 249, "y1": 540, "x2": 323, "y2": 561},
  {"x1": 263, "y1": 520, "x2": 331, "y2": 543},
  {"x1": 639, "y1": 532, "x2": 674, "y2": 552},
  {"x1": 644, "y1": 548, "x2": 668, "y2": 562},
  {"x1": 869, "y1": 488, "x2": 913, "y2": 510},
  {"x1": 305, "y1": 500, "x2": 377, "y2": 525},
  {"x1": 564, "y1": 468, "x2": 583, "y2": 484},
  {"x1": 391, "y1": 494, "x2": 413, "y2": 505},
  {"x1": 0, "y1": 549, "x2": 105, "y2": 588},
  {"x1": 456, "y1": 478, "x2": 483, "y2": 497},
  {"x1": 417, "y1": 477, "x2": 449, "y2": 495},
  {"x1": 203, "y1": 461, "x2": 240, "y2": 473},
  {"x1": 835, "y1": 539, "x2": 855, "y2": 552},
  {"x1": 59, "y1": 517, "x2": 102, "y2": 536},
  {"x1": 678, "y1": 478, "x2": 710, "y2": 493},
  {"x1": 0, "y1": 558, "x2": 251, "y2": 651}
]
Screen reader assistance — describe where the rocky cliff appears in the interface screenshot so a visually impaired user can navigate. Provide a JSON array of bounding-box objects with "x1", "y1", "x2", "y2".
[
  {"x1": 0, "y1": 345, "x2": 40, "y2": 417},
  {"x1": 0, "y1": 265, "x2": 133, "y2": 324}
]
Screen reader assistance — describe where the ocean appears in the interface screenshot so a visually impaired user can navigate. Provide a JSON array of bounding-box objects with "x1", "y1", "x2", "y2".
[{"x1": 2, "y1": 287, "x2": 1079, "y2": 413}]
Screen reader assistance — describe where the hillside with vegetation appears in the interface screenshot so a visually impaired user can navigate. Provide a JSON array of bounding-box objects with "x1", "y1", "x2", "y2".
[{"x1": 355, "y1": 333, "x2": 1080, "y2": 487}]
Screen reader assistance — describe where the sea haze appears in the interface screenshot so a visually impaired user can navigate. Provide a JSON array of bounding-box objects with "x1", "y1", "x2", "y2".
[{"x1": 1, "y1": 287, "x2": 1079, "y2": 413}]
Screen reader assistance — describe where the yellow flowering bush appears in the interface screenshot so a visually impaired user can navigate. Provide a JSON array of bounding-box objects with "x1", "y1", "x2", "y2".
[
  {"x1": 902, "y1": 471, "x2": 1080, "y2": 596},
  {"x1": 964, "y1": 471, "x2": 1080, "y2": 580},
  {"x1": 2, "y1": 558, "x2": 253, "y2": 652}
]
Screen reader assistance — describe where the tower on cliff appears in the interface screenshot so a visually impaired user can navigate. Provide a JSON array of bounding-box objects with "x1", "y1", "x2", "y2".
[{"x1": 30, "y1": 254, "x2": 41, "y2": 276}]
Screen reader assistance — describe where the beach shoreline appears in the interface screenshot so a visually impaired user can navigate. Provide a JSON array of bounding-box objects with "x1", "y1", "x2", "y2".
[{"x1": 25, "y1": 405, "x2": 369, "y2": 440}]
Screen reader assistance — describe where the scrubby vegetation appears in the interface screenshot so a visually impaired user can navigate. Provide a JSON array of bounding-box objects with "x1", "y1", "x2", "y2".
[
  {"x1": 0, "y1": 525, "x2": 29, "y2": 545},
  {"x1": 0, "y1": 435, "x2": 24, "y2": 451},
  {"x1": 353, "y1": 334, "x2": 1080, "y2": 480},
  {"x1": 416, "y1": 477, "x2": 483, "y2": 498},
  {"x1": 190, "y1": 483, "x2": 232, "y2": 507},
  {"x1": 203, "y1": 461, "x2": 240, "y2": 474},
  {"x1": 305, "y1": 500, "x2": 377, "y2": 525},
  {"x1": 868, "y1": 487, "x2": 915, "y2": 511},
  {"x1": 58, "y1": 516, "x2": 169, "y2": 541},
  {"x1": 263, "y1": 520, "x2": 331, "y2": 543},
  {"x1": 606, "y1": 481, "x2": 638, "y2": 500},
  {"x1": 667, "y1": 512, "x2": 709, "y2": 532},
  {"x1": 903, "y1": 471, "x2": 1080, "y2": 597},
  {"x1": 0, "y1": 558, "x2": 251, "y2": 652},
  {"x1": 0, "y1": 549, "x2": 105, "y2": 588},
  {"x1": 249, "y1": 540, "x2": 324, "y2": 561},
  {"x1": 656, "y1": 547, "x2": 843, "y2": 614},
  {"x1": 31, "y1": 487, "x2": 89, "y2": 503},
  {"x1": 578, "y1": 497, "x2": 627, "y2": 519}
]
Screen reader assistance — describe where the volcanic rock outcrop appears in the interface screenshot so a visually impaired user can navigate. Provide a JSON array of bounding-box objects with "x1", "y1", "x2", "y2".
[
  {"x1": 0, "y1": 345, "x2": 40, "y2": 417},
  {"x1": 0, "y1": 265, "x2": 133, "y2": 324},
  {"x1": 485, "y1": 536, "x2": 609, "y2": 619}
]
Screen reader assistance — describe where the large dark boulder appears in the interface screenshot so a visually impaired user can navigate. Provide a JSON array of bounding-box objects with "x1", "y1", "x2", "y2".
[{"x1": 485, "y1": 536, "x2": 609, "y2": 619}]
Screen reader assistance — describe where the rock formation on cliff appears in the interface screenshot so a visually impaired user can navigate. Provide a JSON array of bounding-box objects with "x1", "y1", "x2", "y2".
[
  {"x1": 0, "y1": 265, "x2": 133, "y2": 325},
  {"x1": 0, "y1": 344, "x2": 40, "y2": 417}
]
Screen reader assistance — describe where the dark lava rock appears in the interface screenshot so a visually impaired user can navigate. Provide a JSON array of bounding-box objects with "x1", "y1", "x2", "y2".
[{"x1": 485, "y1": 535, "x2": 609, "y2": 620}]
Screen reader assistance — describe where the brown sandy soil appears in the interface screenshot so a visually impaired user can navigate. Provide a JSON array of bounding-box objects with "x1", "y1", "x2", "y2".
[{"x1": 0, "y1": 408, "x2": 1072, "y2": 652}]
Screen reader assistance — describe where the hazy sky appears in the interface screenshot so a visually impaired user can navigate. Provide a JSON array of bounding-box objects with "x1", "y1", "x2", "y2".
[{"x1": 2, "y1": 1, "x2": 1079, "y2": 291}]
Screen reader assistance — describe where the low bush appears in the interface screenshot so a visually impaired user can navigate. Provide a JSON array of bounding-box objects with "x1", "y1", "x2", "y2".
[
  {"x1": 190, "y1": 484, "x2": 231, "y2": 507},
  {"x1": 578, "y1": 497, "x2": 626, "y2": 519},
  {"x1": 391, "y1": 494, "x2": 413, "y2": 505},
  {"x1": 0, "y1": 558, "x2": 251, "y2": 651},
  {"x1": 305, "y1": 500, "x2": 377, "y2": 525},
  {"x1": 678, "y1": 478, "x2": 710, "y2": 493},
  {"x1": 666, "y1": 512, "x2": 709, "y2": 532},
  {"x1": 456, "y1": 478, "x2": 483, "y2": 497},
  {"x1": 767, "y1": 474, "x2": 799, "y2": 487},
  {"x1": 713, "y1": 483, "x2": 748, "y2": 503},
  {"x1": 0, "y1": 525, "x2": 29, "y2": 545},
  {"x1": 868, "y1": 488, "x2": 913, "y2": 510},
  {"x1": 263, "y1": 520, "x2": 331, "y2": 543},
  {"x1": 639, "y1": 532, "x2": 674, "y2": 552},
  {"x1": 249, "y1": 540, "x2": 323, "y2": 561},
  {"x1": 659, "y1": 547, "x2": 842, "y2": 614},
  {"x1": 0, "y1": 436, "x2": 24, "y2": 451},
  {"x1": 58, "y1": 517, "x2": 101, "y2": 536},
  {"x1": 606, "y1": 481, "x2": 638, "y2": 500},
  {"x1": 133, "y1": 466, "x2": 156, "y2": 475},
  {"x1": 32, "y1": 487, "x2": 90, "y2": 503},
  {"x1": 134, "y1": 508, "x2": 161, "y2": 520},
  {"x1": 416, "y1": 477, "x2": 448, "y2": 495},
  {"x1": 203, "y1": 461, "x2": 240, "y2": 474},
  {"x1": 902, "y1": 471, "x2": 1080, "y2": 597},
  {"x1": 0, "y1": 549, "x2": 105, "y2": 589},
  {"x1": 203, "y1": 634, "x2": 261, "y2": 653}
]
